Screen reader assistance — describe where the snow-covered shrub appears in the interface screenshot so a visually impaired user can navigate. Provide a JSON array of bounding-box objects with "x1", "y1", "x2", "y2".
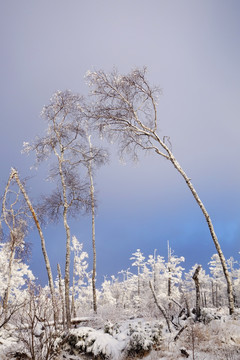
[
  {"x1": 0, "y1": 243, "x2": 34, "y2": 304},
  {"x1": 61, "y1": 327, "x2": 125, "y2": 359},
  {"x1": 60, "y1": 320, "x2": 163, "y2": 360},
  {"x1": 125, "y1": 321, "x2": 163, "y2": 357},
  {"x1": 104, "y1": 320, "x2": 117, "y2": 335}
]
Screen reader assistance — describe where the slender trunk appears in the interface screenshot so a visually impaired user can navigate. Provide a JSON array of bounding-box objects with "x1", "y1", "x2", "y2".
[
  {"x1": 155, "y1": 137, "x2": 235, "y2": 315},
  {"x1": 184, "y1": 295, "x2": 190, "y2": 318},
  {"x1": 170, "y1": 155, "x2": 234, "y2": 314},
  {"x1": 11, "y1": 169, "x2": 58, "y2": 329},
  {"x1": 174, "y1": 324, "x2": 188, "y2": 342},
  {"x1": 2, "y1": 173, "x2": 16, "y2": 319},
  {"x1": 57, "y1": 155, "x2": 71, "y2": 329},
  {"x1": 63, "y1": 206, "x2": 71, "y2": 329},
  {"x1": 87, "y1": 135, "x2": 97, "y2": 313},
  {"x1": 167, "y1": 270, "x2": 172, "y2": 297},
  {"x1": 63, "y1": 205, "x2": 71, "y2": 329},
  {"x1": 192, "y1": 265, "x2": 201, "y2": 320},
  {"x1": 153, "y1": 249, "x2": 157, "y2": 291},
  {"x1": 149, "y1": 281, "x2": 171, "y2": 332},
  {"x1": 191, "y1": 325, "x2": 196, "y2": 360},
  {"x1": 204, "y1": 292, "x2": 207, "y2": 307},
  {"x1": 167, "y1": 242, "x2": 171, "y2": 297},
  {"x1": 211, "y1": 281, "x2": 215, "y2": 307},
  {"x1": 167, "y1": 269, "x2": 172, "y2": 310},
  {"x1": 167, "y1": 242, "x2": 172, "y2": 310},
  {"x1": 29, "y1": 287, "x2": 36, "y2": 360},
  {"x1": 57, "y1": 263, "x2": 65, "y2": 329},
  {"x1": 2, "y1": 238, "x2": 15, "y2": 320},
  {"x1": 71, "y1": 256, "x2": 77, "y2": 318},
  {"x1": 137, "y1": 266, "x2": 140, "y2": 296}
]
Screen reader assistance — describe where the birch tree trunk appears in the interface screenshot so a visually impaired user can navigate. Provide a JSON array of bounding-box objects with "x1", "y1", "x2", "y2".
[
  {"x1": 57, "y1": 263, "x2": 65, "y2": 329},
  {"x1": 2, "y1": 174, "x2": 16, "y2": 320},
  {"x1": 149, "y1": 281, "x2": 171, "y2": 333},
  {"x1": 2, "y1": 237, "x2": 15, "y2": 321},
  {"x1": 87, "y1": 135, "x2": 97, "y2": 313},
  {"x1": 71, "y1": 256, "x2": 77, "y2": 318},
  {"x1": 167, "y1": 242, "x2": 172, "y2": 298},
  {"x1": 153, "y1": 135, "x2": 235, "y2": 315},
  {"x1": 11, "y1": 169, "x2": 58, "y2": 328},
  {"x1": 57, "y1": 155, "x2": 72, "y2": 329}
]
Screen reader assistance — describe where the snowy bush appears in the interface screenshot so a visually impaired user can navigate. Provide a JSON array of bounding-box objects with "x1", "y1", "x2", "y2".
[
  {"x1": 60, "y1": 320, "x2": 163, "y2": 360},
  {"x1": 103, "y1": 319, "x2": 163, "y2": 357},
  {"x1": 62, "y1": 327, "x2": 125, "y2": 359},
  {"x1": 125, "y1": 321, "x2": 163, "y2": 357},
  {"x1": 104, "y1": 320, "x2": 115, "y2": 335}
]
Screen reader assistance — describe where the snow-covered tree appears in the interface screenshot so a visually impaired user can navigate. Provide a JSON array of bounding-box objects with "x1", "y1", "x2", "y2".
[
  {"x1": 0, "y1": 242, "x2": 34, "y2": 328},
  {"x1": 0, "y1": 174, "x2": 35, "y2": 324},
  {"x1": 6, "y1": 169, "x2": 58, "y2": 329},
  {"x1": 184, "y1": 264, "x2": 211, "y2": 309},
  {"x1": 165, "y1": 246, "x2": 185, "y2": 301},
  {"x1": 23, "y1": 91, "x2": 92, "y2": 328},
  {"x1": 130, "y1": 249, "x2": 145, "y2": 296},
  {"x1": 71, "y1": 236, "x2": 90, "y2": 316},
  {"x1": 147, "y1": 250, "x2": 165, "y2": 292},
  {"x1": 209, "y1": 254, "x2": 227, "y2": 307},
  {"x1": 86, "y1": 67, "x2": 235, "y2": 314},
  {"x1": 23, "y1": 90, "x2": 108, "y2": 323}
]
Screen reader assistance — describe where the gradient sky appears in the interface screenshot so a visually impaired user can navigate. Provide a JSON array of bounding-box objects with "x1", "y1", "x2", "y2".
[{"x1": 1, "y1": 1, "x2": 240, "y2": 285}]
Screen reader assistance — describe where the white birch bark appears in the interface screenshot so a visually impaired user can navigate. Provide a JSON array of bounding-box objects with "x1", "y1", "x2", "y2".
[
  {"x1": 71, "y1": 256, "x2": 77, "y2": 318},
  {"x1": 2, "y1": 174, "x2": 16, "y2": 319},
  {"x1": 162, "y1": 147, "x2": 235, "y2": 315},
  {"x1": 57, "y1": 263, "x2": 65, "y2": 328},
  {"x1": 57, "y1": 154, "x2": 72, "y2": 329},
  {"x1": 87, "y1": 135, "x2": 97, "y2": 313},
  {"x1": 10, "y1": 169, "x2": 58, "y2": 328}
]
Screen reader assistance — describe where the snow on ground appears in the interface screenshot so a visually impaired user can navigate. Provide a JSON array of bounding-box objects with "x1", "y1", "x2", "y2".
[{"x1": 0, "y1": 311, "x2": 240, "y2": 359}]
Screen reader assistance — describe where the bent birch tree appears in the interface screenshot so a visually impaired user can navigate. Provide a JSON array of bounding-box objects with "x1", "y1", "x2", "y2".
[{"x1": 86, "y1": 67, "x2": 234, "y2": 315}]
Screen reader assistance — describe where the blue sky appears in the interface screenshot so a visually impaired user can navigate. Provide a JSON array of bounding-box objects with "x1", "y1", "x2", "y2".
[{"x1": 1, "y1": 1, "x2": 240, "y2": 285}]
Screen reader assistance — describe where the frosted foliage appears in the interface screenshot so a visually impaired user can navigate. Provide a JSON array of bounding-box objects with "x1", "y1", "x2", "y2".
[
  {"x1": 41, "y1": 90, "x2": 83, "y2": 120},
  {"x1": 101, "y1": 279, "x2": 119, "y2": 306},
  {"x1": 167, "y1": 254, "x2": 185, "y2": 282},
  {"x1": 22, "y1": 89, "x2": 89, "y2": 167},
  {"x1": 209, "y1": 254, "x2": 225, "y2": 281},
  {"x1": 0, "y1": 243, "x2": 34, "y2": 302},
  {"x1": 130, "y1": 249, "x2": 145, "y2": 268},
  {"x1": 71, "y1": 236, "x2": 89, "y2": 286},
  {"x1": 22, "y1": 142, "x2": 31, "y2": 154}
]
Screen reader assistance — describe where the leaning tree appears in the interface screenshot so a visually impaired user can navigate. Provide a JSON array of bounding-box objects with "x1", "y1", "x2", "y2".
[{"x1": 85, "y1": 67, "x2": 234, "y2": 315}]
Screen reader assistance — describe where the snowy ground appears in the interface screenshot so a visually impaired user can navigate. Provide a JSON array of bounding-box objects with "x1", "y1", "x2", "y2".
[{"x1": 1, "y1": 310, "x2": 240, "y2": 360}]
